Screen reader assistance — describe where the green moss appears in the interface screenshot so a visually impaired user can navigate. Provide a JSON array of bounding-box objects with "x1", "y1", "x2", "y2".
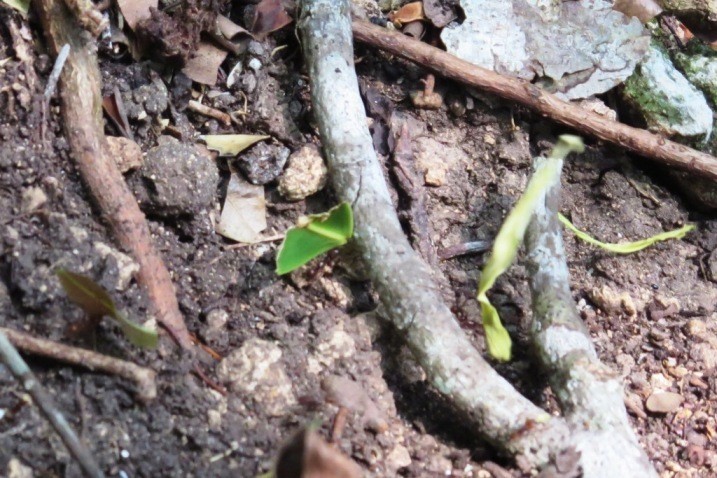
[
  {"x1": 623, "y1": 63, "x2": 685, "y2": 130},
  {"x1": 673, "y1": 52, "x2": 717, "y2": 105}
]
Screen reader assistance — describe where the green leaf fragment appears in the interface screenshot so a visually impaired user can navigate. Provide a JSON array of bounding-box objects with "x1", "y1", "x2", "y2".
[
  {"x1": 111, "y1": 310, "x2": 159, "y2": 349},
  {"x1": 276, "y1": 202, "x2": 354, "y2": 275},
  {"x1": 56, "y1": 269, "x2": 158, "y2": 348},
  {"x1": 559, "y1": 214, "x2": 695, "y2": 253},
  {"x1": 1, "y1": 0, "x2": 30, "y2": 15},
  {"x1": 477, "y1": 135, "x2": 584, "y2": 362}
]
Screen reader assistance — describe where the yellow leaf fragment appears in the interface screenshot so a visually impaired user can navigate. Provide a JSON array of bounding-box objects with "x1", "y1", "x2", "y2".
[
  {"x1": 201, "y1": 134, "x2": 270, "y2": 156},
  {"x1": 1, "y1": 0, "x2": 30, "y2": 15},
  {"x1": 559, "y1": 214, "x2": 694, "y2": 253},
  {"x1": 477, "y1": 135, "x2": 584, "y2": 361}
]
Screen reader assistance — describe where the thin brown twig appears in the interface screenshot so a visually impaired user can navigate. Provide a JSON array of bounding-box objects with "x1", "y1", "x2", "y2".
[
  {"x1": 1, "y1": 327, "x2": 157, "y2": 402},
  {"x1": 0, "y1": 330, "x2": 105, "y2": 477},
  {"x1": 36, "y1": 0, "x2": 194, "y2": 350},
  {"x1": 352, "y1": 20, "x2": 717, "y2": 182},
  {"x1": 188, "y1": 99, "x2": 232, "y2": 126}
]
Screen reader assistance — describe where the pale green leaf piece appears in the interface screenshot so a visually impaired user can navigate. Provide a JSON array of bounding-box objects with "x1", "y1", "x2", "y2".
[
  {"x1": 477, "y1": 135, "x2": 584, "y2": 361},
  {"x1": 276, "y1": 203, "x2": 354, "y2": 275},
  {"x1": 56, "y1": 269, "x2": 158, "y2": 348},
  {"x1": 559, "y1": 214, "x2": 694, "y2": 253},
  {"x1": 1, "y1": 0, "x2": 30, "y2": 15},
  {"x1": 201, "y1": 134, "x2": 270, "y2": 156}
]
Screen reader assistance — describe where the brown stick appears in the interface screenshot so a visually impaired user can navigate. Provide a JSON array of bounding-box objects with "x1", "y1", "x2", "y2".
[
  {"x1": 36, "y1": 0, "x2": 193, "y2": 349},
  {"x1": 0, "y1": 330, "x2": 105, "y2": 477},
  {"x1": 1, "y1": 327, "x2": 157, "y2": 402},
  {"x1": 352, "y1": 20, "x2": 717, "y2": 182},
  {"x1": 188, "y1": 99, "x2": 232, "y2": 126}
]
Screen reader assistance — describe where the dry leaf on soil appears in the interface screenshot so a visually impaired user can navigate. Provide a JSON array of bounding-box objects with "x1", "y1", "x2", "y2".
[
  {"x1": 389, "y1": 1, "x2": 425, "y2": 27},
  {"x1": 217, "y1": 14, "x2": 252, "y2": 39},
  {"x1": 117, "y1": 0, "x2": 157, "y2": 30},
  {"x1": 182, "y1": 41, "x2": 228, "y2": 86},
  {"x1": 251, "y1": 0, "x2": 293, "y2": 40},
  {"x1": 201, "y1": 134, "x2": 270, "y2": 156},
  {"x1": 275, "y1": 428, "x2": 362, "y2": 478},
  {"x1": 216, "y1": 173, "x2": 267, "y2": 243}
]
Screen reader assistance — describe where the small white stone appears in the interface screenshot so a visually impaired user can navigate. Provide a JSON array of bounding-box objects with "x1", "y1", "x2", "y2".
[
  {"x1": 21, "y1": 187, "x2": 47, "y2": 213},
  {"x1": 6, "y1": 458, "x2": 33, "y2": 478},
  {"x1": 248, "y1": 58, "x2": 262, "y2": 72}
]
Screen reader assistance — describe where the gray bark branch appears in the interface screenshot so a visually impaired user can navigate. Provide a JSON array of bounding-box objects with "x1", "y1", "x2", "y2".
[
  {"x1": 524, "y1": 158, "x2": 657, "y2": 476},
  {"x1": 298, "y1": 0, "x2": 570, "y2": 466},
  {"x1": 299, "y1": 1, "x2": 658, "y2": 475}
]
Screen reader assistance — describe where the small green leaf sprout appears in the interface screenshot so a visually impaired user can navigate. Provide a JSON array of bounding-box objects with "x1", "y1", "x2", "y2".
[
  {"x1": 56, "y1": 269, "x2": 159, "y2": 348},
  {"x1": 275, "y1": 202, "x2": 354, "y2": 275}
]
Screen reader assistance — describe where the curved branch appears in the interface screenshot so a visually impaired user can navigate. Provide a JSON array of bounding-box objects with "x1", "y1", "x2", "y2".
[
  {"x1": 36, "y1": 0, "x2": 193, "y2": 349},
  {"x1": 524, "y1": 157, "x2": 657, "y2": 476},
  {"x1": 298, "y1": 0, "x2": 571, "y2": 466}
]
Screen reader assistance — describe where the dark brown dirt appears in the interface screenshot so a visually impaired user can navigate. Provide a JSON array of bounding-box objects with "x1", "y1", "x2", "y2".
[{"x1": 1, "y1": 3, "x2": 716, "y2": 478}]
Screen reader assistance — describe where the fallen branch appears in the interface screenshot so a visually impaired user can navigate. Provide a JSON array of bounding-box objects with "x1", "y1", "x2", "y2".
[
  {"x1": 300, "y1": 2, "x2": 659, "y2": 474},
  {"x1": 352, "y1": 20, "x2": 717, "y2": 182},
  {"x1": 1, "y1": 327, "x2": 157, "y2": 402},
  {"x1": 523, "y1": 159, "x2": 657, "y2": 476},
  {"x1": 36, "y1": 0, "x2": 193, "y2": 349},
  {"x1": 298, "y1": 0, "x2": 571, "y2": 467},
  {"x1": 0, "y1": 331, "x2": 104, "y2": 478}
]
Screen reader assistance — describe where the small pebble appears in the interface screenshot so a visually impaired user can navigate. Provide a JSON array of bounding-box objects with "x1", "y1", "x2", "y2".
[
  {"x1": 645, "y1": 391, "x2": 684, "y2": 413},
  {"x1": 685, "y1": 318, "x2": 708, "y2": 339},
  {"x1": 278, "y1": 145, "x2": 328, "y2": 201},
  {"x1": 248, "y1": 58, "x2": 262, "y2": 72}
]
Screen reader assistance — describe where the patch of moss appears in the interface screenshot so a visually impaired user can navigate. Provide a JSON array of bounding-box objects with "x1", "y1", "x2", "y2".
[{"x1": 623, "y1": 62, "x2": 685, "y2": 131}]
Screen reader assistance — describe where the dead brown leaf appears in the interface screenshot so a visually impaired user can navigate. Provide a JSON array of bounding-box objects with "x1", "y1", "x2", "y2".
[
  {"x1": 181, "y1": 41, "x2": 228, "y2": 86},
  {"x1": 389, "y1": 1, "x2": 425, "y2": 27},
  {"x1": 613, "y1": 0, "x2": 663, "y2": 23},
  {"x1": 217, "y1": 14, "x2": 252, "y2": 40},
  {"x1": 117, "y1": 0, "x2": 157, "y2": 30},
  {"x1": 102, "y1": 88, "x2": 132, "y2": 139},
  {"x1": 275, "y1": 428, "x2": 362, "y2": 478},
  {"x1": 251, "y1": 0, "x2": 293, "y2": 40}
]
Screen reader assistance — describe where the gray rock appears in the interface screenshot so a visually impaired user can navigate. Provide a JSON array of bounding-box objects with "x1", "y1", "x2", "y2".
[
  {"x1": 441, "y1": 0, "x2": 649, "y2": 99},
  {"x1": 131, "y1": 136, "x2": 219, "y2": 217},
  {"x1": 673, "y1": 50, "x2": 717, "y2": 105},
  {"x1": 622, "y1": 43, "x2": 713, "y2": 140},
  {"x1": 121, "y1": 78, "x2": 169, "y2": 120},
  {"x1": 236, "y1": 142, "x2": 290, "y2": 185}
]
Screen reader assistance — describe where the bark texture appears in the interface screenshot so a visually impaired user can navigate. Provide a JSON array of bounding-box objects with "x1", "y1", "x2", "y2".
[
  {"x1": 298, "y1": 0, "x2": 570, "y2": 466},
  {"x1": 524, "y1": 157, "x2": 657, "y2": 477}
]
